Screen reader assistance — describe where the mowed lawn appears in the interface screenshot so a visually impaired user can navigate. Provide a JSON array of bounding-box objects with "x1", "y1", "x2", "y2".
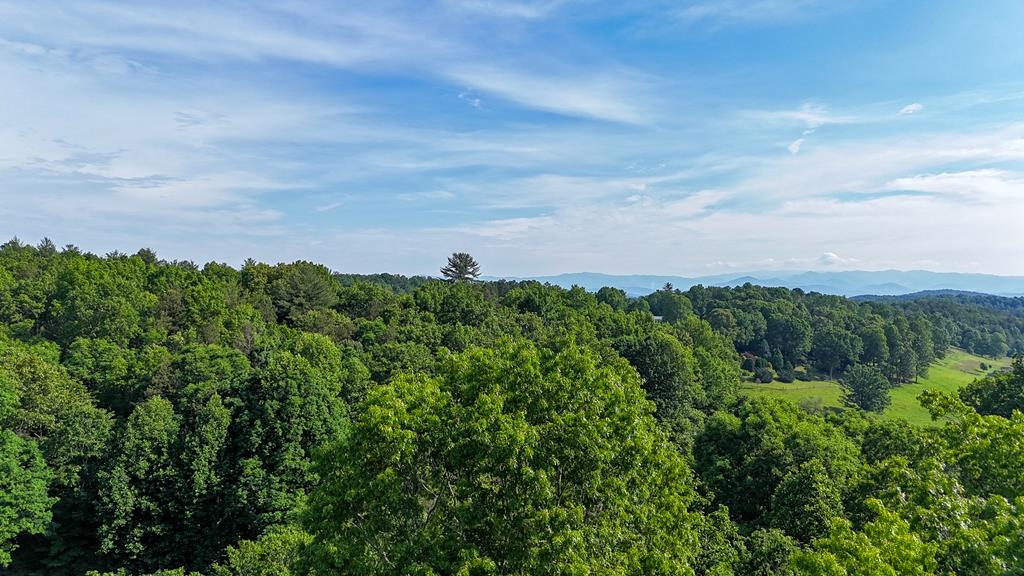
[{"x1": 740, "y1": 349, "x2": 1011, "y2": 426}]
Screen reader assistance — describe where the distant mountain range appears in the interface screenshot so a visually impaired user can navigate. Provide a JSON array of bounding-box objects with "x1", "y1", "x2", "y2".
[{"x1": 488, "y1": 270, "x2": 1024, "y2": 298}]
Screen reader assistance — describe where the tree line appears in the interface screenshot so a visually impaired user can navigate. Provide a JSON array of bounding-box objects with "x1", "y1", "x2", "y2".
[
  {"x1": 859, "y1": 292, "x2": 1024, "y2": 357},
  {"x1": 1, "y1": 239, "x2": 1023, "y2": 575}
]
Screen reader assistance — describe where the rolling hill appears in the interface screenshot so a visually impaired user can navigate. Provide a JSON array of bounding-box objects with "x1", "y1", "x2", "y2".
[{"x1": 492, "y1": 270, "x2": 1024, "y2": 298}]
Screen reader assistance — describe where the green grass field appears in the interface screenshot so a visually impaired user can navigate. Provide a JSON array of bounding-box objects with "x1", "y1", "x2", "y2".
[{"x1": 740, "y1": 349, "x2": 1011, "y2": 426}]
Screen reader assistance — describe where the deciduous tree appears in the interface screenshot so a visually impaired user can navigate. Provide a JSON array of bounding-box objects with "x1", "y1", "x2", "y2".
[
  {"x1": 841, "y1": 364, "x2": 891, "y2": 413},
  {"x1": 302, "y1": 339, "x2": 702, "y2": 575}
]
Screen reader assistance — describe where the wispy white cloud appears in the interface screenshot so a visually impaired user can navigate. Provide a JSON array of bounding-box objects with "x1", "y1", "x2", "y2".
[
  {"x1": 0, "y1": 1, "x2": 646, "y2": 124},
  {"x1": 446, "y1": 65, "x2": 653, "y2": 124},
  {"x1": 818, "y1": 251, "x2": 860, "y2": 267},
  {"x1": 26, "y1": 1, "x2": 449, "y2": 69},
  {"x1": 900, "y1": 102, "x2": 924, "y2": 115},
  {"x1": 453, "y1": 168, "x2": 720, "y2": 211},
  {"x1": 447, "y1": 0, "x2": 571, "y2": 18},
  {"x1": 397, "y1": 190, "x2": 457, "y2": 202},
  {"x1": 456, "y1": 215, "x2": 557, "y2": 240},
  {"x1": 458, "y1": 90, "x2": 483, "y2": 109},
  {"x1": 673, "y1": 0, "x2": 843, "y2": 26},
  {"x1": 886, "y1": 169, "x2": 1024, "y2": 202},
  {"x1": 452, "y1": 189, "x2": 726, "y2": 254},
  {"x1": 743, "y1": 102, "x2": 856, "y2": 130},
  {"x1": 3, "y1": 0, "x2": 1024, "y2": 276},
  {"x1": 0, "y1": 38, "x2": 336, "y2": 250},
  {"x1": 315, "y1": 202, "x2": 343, "y2": 213},
  {"x1": 723, "y1": 122, "x2": 1024, "y2": 203}
]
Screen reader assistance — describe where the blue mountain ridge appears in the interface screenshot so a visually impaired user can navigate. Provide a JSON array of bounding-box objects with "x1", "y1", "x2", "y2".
[{"x1": 484, "y1": 270, "x2": 1024, "y2": 298}]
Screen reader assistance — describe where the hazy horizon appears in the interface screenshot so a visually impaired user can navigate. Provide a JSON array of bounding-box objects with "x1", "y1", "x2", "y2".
[
  {"x1": 3, "y1": 1, "x2": 1024, "y2": 276},
  {"x1": 11, "y1": 233, "x2": 1024, "y2": 285}
]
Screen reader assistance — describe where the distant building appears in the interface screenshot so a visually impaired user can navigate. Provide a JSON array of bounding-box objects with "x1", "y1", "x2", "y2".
[{"x1": 652, "y1": 315, "x2": 664, "y2": 322}]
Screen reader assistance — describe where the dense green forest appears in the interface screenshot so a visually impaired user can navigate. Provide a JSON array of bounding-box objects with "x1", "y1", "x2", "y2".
[
  {"x1": 2, "y1": 238, "x2": 1024, "y2": 575},
  {"x1": 854, "y1": 291, "x2": 1024, "y2": 357}
]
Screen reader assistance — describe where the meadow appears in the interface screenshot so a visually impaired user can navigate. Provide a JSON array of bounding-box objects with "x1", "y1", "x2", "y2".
[{"x1": 741, "y1": 349, "x2": 1011, "y2": 426}]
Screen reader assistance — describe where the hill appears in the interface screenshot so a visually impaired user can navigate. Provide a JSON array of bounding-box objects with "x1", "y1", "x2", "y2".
[
  {"x1": 854, "y1": 289, "x2": 1024, "y2": 312},
  {"x1": 496, "y1": 270, "x2": 1024, "y2": 297}
]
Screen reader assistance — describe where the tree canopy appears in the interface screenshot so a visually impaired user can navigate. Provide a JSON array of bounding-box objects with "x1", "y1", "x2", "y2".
[
  {"x1": 303, "y1": 339, "x2": 702, "y2": 575},
  {"x1": 0, "y1": 237, "x2": 1022, "y2": 575}
]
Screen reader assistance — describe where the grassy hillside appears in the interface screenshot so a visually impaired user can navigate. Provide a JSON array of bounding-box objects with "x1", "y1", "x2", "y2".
[{"x1": 741, "y1": 349, "x2": 1011, "y2": 426}]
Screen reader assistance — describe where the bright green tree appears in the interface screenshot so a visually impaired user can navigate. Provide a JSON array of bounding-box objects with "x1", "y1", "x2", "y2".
[
  {"x1": 960, "y1": 357, "x2": 1024, "y2": 418},
  {"x1": 302, "y1": 339, "x2": 702, "y2": 575},
  {"x1": 44, "y1": 257, "x2": 155, "y2": 347},
  {"x1": 210, "y1": 525, "x2": 312, "y2": 576},
  {"x1": 766, "y1": 310, "x2": 812, "y2": 367},
  {"x1": 595, "y1": 286, "x2": 628, "y2": 311},
  {"x1": 921, "y1": 390, "x2": 1024, "y2": 499},
  {"x1": 228, "y1": 333, "x2": 351, "y2": 532},
  {"x1": 96, "y1": 397, "x2": 181, "y2": 571},
  {"x1": 615, "y1": 330, "x2": 702, "y2": 420},
  {"x1": 695, "y1": 398, "x2": 859, "y2": 526},
  {"x1": 790, "y1": 499, "x2": 938, "y2": 576},
  {"x1": 812, "y1": 325, "x2": 862, "y2": 379},
  {"x1": 841, "y1": 364, "x2": 891, "y2": 413},
  {"x1": 676, "y1": 315, "x2": 741, "y2": 412},
  {"x1": 768, "y1": 460, "x2": 844, "y2": 543},
  {"x1": 645, "y1": 289, "x2": 693, "y2": 323},
  {"x1": 743, "y1": 529, "x2": 797, "y2": 576},
  {"x1": 0, "y1": 377, "x2": 54, "y2": 567},
  {"x1": 858, "y1": 323, "x2": 889, "y2": 367}
]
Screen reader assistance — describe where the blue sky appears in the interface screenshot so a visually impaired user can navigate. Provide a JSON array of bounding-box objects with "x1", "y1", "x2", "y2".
[{"x1": 2, "y1": 0, "x2": 1024, "y2": 276}]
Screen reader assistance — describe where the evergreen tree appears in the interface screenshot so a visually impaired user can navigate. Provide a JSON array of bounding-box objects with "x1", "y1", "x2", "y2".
[{"x1": 439, "y1": 252, "x2": 481, "y2": 282}]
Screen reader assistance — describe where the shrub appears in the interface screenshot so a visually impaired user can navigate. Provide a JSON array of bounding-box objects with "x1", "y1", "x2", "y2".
[{"x1": 798, "y1": 397, "x2": 825, "y2": 415}]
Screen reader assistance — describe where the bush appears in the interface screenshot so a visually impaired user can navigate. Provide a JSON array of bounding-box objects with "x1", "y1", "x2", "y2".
[
  {"x1": 754, "y1": 367, "x2": 775, "y2": 383},
  {"x1": 798, "y1": 397, "x2": 825, "y2": 415},
  {"x1": 980, "y1": 362, "x2": 989, "y2": 371},
  {"x1": 777, "y1": 368, "x2": 796, "y2": 383}
]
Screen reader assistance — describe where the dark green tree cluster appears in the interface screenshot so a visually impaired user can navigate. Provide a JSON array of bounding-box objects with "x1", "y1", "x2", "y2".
[
  {"x1": 2, "y1": 238, "x2": 1024, "y2": 575},
  {"x1": 0, "y1": 240, "x2": 736, "y2": 574},
  {"x1": 859, "y1": 292, "x2": 1024, "y2": 357},
  {"x1": 960, "y1": 356, "x2": 1024, "y2": 418},
  {"x1": 680, "y1": 284, "x2": 954, "y2": 384}
]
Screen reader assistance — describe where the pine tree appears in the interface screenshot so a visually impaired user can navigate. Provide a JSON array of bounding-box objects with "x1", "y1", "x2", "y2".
[{"x1": 440, "y1": 252, "x2": 481, "y2": 282}]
